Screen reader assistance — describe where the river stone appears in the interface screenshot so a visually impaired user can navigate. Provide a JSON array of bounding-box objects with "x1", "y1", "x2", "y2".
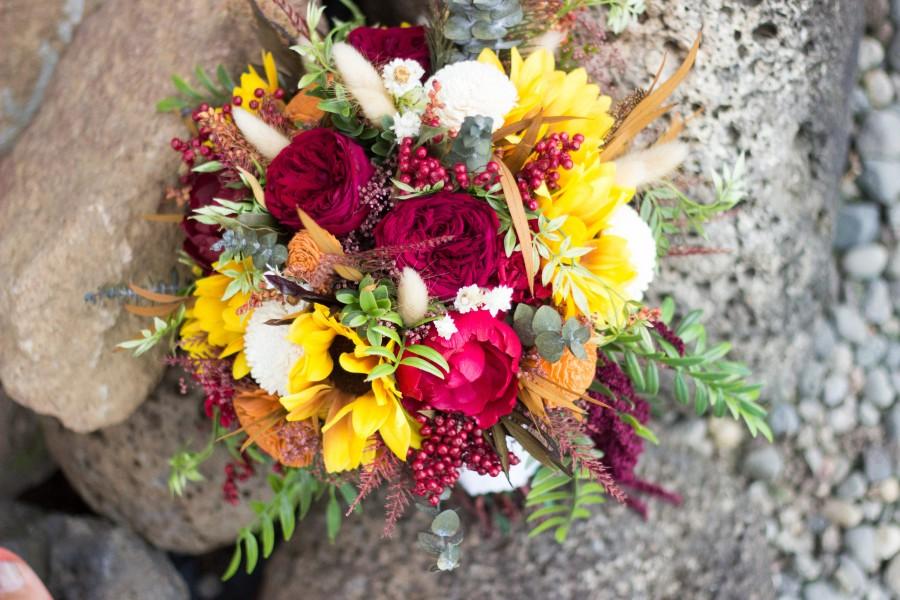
[
  {"x1": 41, "y1": 369, "x2": 272, "y2": 553},
  {"x1": 0, "y1": 0, "x2": 259, "y2": 432},
  {"x1": 259, "y1": 444, "x2": 774, "y2": 600},
  {"x1": 0, "y1": 501, "x2": 188, "y2": 600},
  {"x1": 0, "y1": 385, "x2": 54, "y2": 498}
]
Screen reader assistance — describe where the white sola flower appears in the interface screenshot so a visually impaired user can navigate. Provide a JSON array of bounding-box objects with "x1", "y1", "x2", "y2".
[
  {"x1": 482, "y1": 285, "x2": 513, "y2": 317},
  {"x1": 391, "y1": 111, "x2": 422, "y2": 139},
  {"x1": 433, "y1": 314, "x2": 458, "y2": 340},
  {"x1": 458, "y1": 438, "x2": 540, "y2": 496},
  {"x1": 453, "y1": 284, "x2": 484, "y2": 314},
  {"x1": 425, "y1": 61, "x2": 517, "y2": 133},
  {"x1": 243, "y1": 300, "x2": 307, "y2": 396},
  {"x1": 605, "y1": 204, "x2": 657, "y2": 301},
  {"x1": 382, "y1": 58, "x2": 425, "y2": 96}
]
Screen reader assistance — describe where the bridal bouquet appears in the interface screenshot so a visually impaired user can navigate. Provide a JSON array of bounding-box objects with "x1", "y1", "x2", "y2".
[{"x1": 120, "y1": 0, "x2": 769, "y2": 575}]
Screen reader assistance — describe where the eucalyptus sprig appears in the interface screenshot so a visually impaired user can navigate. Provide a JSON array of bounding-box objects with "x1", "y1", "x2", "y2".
[
  {"x1": 117, "y1": 304, "x2": 187, "y2": 357},
  {"x1": 418, "y1": 509, "x2": 464, "y2": 571}
]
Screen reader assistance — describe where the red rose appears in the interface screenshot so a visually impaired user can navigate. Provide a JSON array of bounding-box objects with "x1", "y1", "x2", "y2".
[
  {"x1": 497, "y1": 249, "x2": 551, "y2": 304},
  {"x1": 374, "y1": 192, "x2": 502, "y2": 299},
  {"x1": 347, "y1": 26, "x2": 431, "y2": 72},
  {"x1": 265, "y1": 128, "x2": 374, "y2": 235},
  {"x1": 397, "y1": 310, "x2": 522, "y2": 428},
  {"x1": 181, "y1": 172, "x2": 241, "y2": 271}
]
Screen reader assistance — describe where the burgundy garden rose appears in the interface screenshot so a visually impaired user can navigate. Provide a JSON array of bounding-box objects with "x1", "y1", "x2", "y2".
[
  {"x1": 374, "y1": 192, "x2": 502, "y2": 299},
  {"x1": 347, "y1": 26, "x2": 431, "y2": 72},
  {"x1": 181, "y1": 172, "x2": 241, "y2": 271},
  {"x1": 497, "y1": 249, "x2": 552, "y2": 304},
  {"x1": 265, "y1": 128, "x2": 374, "y2": 235},
  {"x1": 397, "y1": 310, "x2": 522, "y2": 428}
]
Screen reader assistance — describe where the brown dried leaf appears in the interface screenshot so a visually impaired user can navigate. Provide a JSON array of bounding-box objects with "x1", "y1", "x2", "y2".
[
  {"x1": 128, "y1": 283, "x2": 185, "y2": 304},
  {"x1": 285, "y1": 87, "x2": 325, "y2": 125},
  {"x1": 236, "y1": 166, "x2": 267, "y2": 210},
  {"x1": 296, "y1": 208, "x2": 363, "y2": 281},
  {"x1": 495, "y1": 155, "x2": 536, "y2": 295}
]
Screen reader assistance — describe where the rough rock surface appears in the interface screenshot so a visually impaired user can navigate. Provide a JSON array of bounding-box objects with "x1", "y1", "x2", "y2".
[
  {"x1": 41, "y1": 369, "x2": 272, "y2": 553},
  {"x1": 0, "y1": 385, "x2": 54, "y2": 498},
  {"x1": 0, "y1": 0, "x2": 105, "y2": 153},
  {"x1": 0, "y1": 0, "x2": 259, "y2": 432},
  {"x1": 601, "y1": 1, "x2": 862, "y2": 401},
  {"x1": 259, "y1": 444, "x2": 774, "y2": 600},
  {"x1": 0, "y1": 501, "x2": 188, "y2": 600}
]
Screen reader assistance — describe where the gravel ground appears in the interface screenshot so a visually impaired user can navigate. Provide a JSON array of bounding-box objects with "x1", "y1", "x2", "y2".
[{"x1": 691, "y1": 4, "x2": 900, "y2": 598}]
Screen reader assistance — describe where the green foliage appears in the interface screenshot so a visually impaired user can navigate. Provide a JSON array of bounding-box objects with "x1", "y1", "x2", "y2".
[
  {"x1": 638, "y1": 155, "x2": 747, "y2": 258},
  {"x1": 603, "y1": 297, "x2": 771, "y2": 442},
  {"x1": 445, "y1": 116, "x2": 494, "y2": 172},
  {"x1": 512, "y1": 304, "x2": 591, "y2": 362},
  {"x1": 444, "y1": 0, "x2": 524, "y2": 59},
  {"x1": 213, "y1": 229, "x2": 288, "y2": 272},
  {"x1": 117, "y1": 304, "x2": 187, "y2": 357},
  {"x1": 167, "y1": 407, "x2": 223, "y2": 496},
  {"x1": 526, "y1": 464, "x2": 606, "y2": 543},
  {"x1": 157, "y1": 65, "x2": 237, "y2": 113},
  {"x1": 477, "y1": 181, "x2": 535, "y2": 257},
  {"x1": 392, "y1": 178, "x2": 446, "y2": 200},
  {"x1": 190, "y1": 197, "x2": 278, "y2": 234},
  {"x1": 417, "y1": 509, "x2": 464, "y2": 571},
  {"x1": 223, "y1": 469, "x2": 358, "y2": 579}
]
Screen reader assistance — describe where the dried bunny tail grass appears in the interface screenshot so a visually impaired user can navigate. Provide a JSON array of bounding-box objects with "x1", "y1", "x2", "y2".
[
  {"x1": 614, "y1": 142, "x2": 688, "y2": 189},
  {"x1": 397, "y1": 267, "x2": 429, "y2": 326},
  {"x1": 526, "y1": 29, "x2": 566, "y2": 55},
  {"x1": 331, "y1": 42, "x2": 396, "y2": 123},
  {"x1": 232, "y1": 107, "x2": 290, "y2": 160}
]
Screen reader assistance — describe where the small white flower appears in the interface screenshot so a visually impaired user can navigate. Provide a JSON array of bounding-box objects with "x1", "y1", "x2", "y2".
[
  {"x1": 433, "y1": 314, "x2": 458, "y2": 340},
  {"x1": 454, "y1": 284, "x2": 484, "y2": 314},
  {"x1": 391, "y1": 111, "x2": 422, "y2": 139},
  {"x1": 382, "y1": 58, "x2": 425, "y2": 97},
  {"x1": 482, "y1": 286, "x2": 513, "y2": 317},
  {"x1": 244, "y1": 300, "x2": 307, "y2": 396}
]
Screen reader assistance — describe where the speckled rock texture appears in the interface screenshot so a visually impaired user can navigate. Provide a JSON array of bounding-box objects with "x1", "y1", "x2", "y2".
[
  {"x1": 0, "y1": 0, "x2": 260, "y2": 432},
  {"x1": 0, "y1": 501, "x2": 188, "y2": 600},
  {"x1": 41, "y1": 369, "x2": 272, "y2": 553},
  {"x1": 603, "y1": 1, "x2": 862, "y2": 401},
  {"x1": 259, "y1": 443, "x2": 774, "y2": 600},
  {"x1": 0, "y1": 385, "x2": 54, "y2": 498}
]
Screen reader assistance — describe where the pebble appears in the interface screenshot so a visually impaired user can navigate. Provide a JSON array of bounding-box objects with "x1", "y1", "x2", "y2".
[
  {"x1": 708, "y1": 418, "x2": 744, "y2": 451},
  {"x1": 835, "y1": 555, "x2": 867, "y2": 594},
  {"x1": 799, "y1": 362, "x2": 827, "y2": 398},
  {"x1": 885, "y1": 554, "x2": 900, "y2": 596},
  {"x1": 845, "y1": 526, "x2": 879, "y2": 572},
  {"x1": 836, "y1": 472, "x2": 868, "y2": 500},
  {"x1": 823, "y1": 499, "x2": 864, "y2": 529},
  {"x1": 834, "y1": 202, "x2": 881, "y2": 250},
  {"x1": 804, "y1": 581, "x2": 848, "y2": 600},
  {"x1": 864, "y1": 446, "x2": 894, "y2": 482},
  {"x1": 829, "y1": 401, "x2": 859, "y2": 434},
  {"x1": 857, "y1": 110, "x2": 900, "y2": 161},
  {"x1": 857, "y1": 335, "x2": 889, "y2": 367},
  {"x1": 795, "y1": 553, "x2": 822, "y2": 580},
  {"x1": 823, "y1": 374, "x2": 850, "y2": 406},
  {"x1": 890, "y1": 31, "x2": 900, "y2": 71},
  {"x1": 859, "y1": 159, "x2": 900, "y2": 205},
  {"x1": 864, "y1": 69, "x2": 896, "y2": 107},
  {"x1": 859, "y1": 401, "x2": 882, "y2": 427},
  {"x1": 876, "y1": 525, "x2": 900, "y2": 561},
  {"x1": 842, "y1": 243, "x2": 889, "y2": 280},
  {"x1": 887, "y1": 405, "x2": 900, "y2": 441},
  {"x1": 822, "y1": 526, "x2": 843, "y2": 554},
  {"x1": 863, "y1": 280, "x2": 893, "y2": 325},
  {"x1": 833, "y1": 307, "x2": 870, "y2": 345},
  {"x1": 860, "y1": 36, "x2": 886, "y2": 71},
  {"x1": 770, "y1": 403, "x2": 801, "y2": 437},
  {"x1": 813, "y1": 320, "x2": 838, "y2": 359},
  {"x1": 889, "y1": 245, "x2": 900, "y2": 278},
  {"x1": 875, "y1": 477, "x2": 899, "y2": 502},
  {"x1": 743, "y1": 446, "x2": 783, "y2": 482},
  {"x1": 865, "y1": 367, "x2": 896, "y2": 407}
]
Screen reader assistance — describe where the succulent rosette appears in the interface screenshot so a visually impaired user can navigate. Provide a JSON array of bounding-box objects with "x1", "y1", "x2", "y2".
[{"x1": 121, "y1": 0, "x2": 765, "y2": 579}]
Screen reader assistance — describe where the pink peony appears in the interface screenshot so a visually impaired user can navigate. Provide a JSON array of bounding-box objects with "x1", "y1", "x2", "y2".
[{"x1": 397, "y1": 310, "x2": 522, "y2": 428}]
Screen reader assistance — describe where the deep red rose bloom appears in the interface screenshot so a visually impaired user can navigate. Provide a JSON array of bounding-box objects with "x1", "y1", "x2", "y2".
[
  {"x1": 497, "y1": 249, "x2": 552, "y2": 304},
  {"x1": 373, "y1": 192, "x2": 502, "y2": 299},
  {"x1": 181, "y1": 172, "x2": 241, "y2": 271},
  {"x1": 347, "y1": 26, "x2": 430, "y2": 72},
  {"x1": 397, "y1": 310, "x2": 522, "y2": 428},
  {"x1": 265, "y1": 128, "x2": 374, "y2": 235}
]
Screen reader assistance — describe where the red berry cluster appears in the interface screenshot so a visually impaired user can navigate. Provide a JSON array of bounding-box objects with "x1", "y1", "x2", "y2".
[
  {"x1": 421, "y1": 80, "x2": 444, "y2": 128},
  {"x1": 453, "y1": 160, "x2": 501, "y2": 191},
  {"x1": 407, "y1": 411, "x2": 520, "y2": 506},
  {"x1": 516, "y1": 131, "x2": 585, "y2": 210},
  {"x1": 222, "y1": 457, "x2": 255, "y2": 505},
  {"x1": 396, "y1": 138, "x2": 451, "y2": 189},
  {"x1": 170, "y1": 102, "x2": 227, "y2": 167},
  {"x1": 231, "y1": 86, "x2": 285, "y2": 111}
]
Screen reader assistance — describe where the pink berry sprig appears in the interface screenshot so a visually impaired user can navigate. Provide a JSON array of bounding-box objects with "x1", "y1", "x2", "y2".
[
  {"x1": 396, "y1": 138, "x2": 452, "y2": 189},
  {"x1": 516, "y1": 131, "x2": 585, "y2": 210}
]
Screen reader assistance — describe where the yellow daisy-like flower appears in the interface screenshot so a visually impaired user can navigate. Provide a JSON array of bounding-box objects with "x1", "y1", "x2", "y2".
[
  {"x1": 280, "y1": 304, "x2": 419, "y2": 473},
  {"x1": 232, "y1": 51, "x2": 278, "y2": 113},
  {"x1": 179, "y1": 259, "x2": 254, "y2": 379}
]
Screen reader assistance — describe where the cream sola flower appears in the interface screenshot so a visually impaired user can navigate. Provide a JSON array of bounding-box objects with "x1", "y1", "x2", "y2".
[
  {"x1": 243, "y1": 300, "x2": 308, "y2": 396},
  {"x1": 382, "y1": 58, "x2": 425, "y2": 97},
  {"x1": 425, "y1": 61, "x2": 518, "y2": 132}
]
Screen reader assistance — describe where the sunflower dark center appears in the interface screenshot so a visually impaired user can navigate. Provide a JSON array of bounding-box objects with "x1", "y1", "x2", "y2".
[{"x1": 328, "y1": 336, "x2": 371, "y2": 396}]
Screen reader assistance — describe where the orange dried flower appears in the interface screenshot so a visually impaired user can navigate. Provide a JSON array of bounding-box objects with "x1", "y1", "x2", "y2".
[
  {"x1": 234, "y1": 386, "x2": 318, "y2": 468},
  {"x1": 285, "y1": 230, "x2": 324, "y2": 280},
  {"x1": 534, "y1": 342, "x2": 598, "y2": 403}
]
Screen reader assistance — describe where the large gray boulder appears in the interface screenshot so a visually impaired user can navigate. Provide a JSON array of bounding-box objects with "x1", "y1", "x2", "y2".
[
  {"x1": 0, "y1": 501, "x2": 188, "y2": 600},
  {"x1": 42, "y1": 369, "x2": 272, "y2": 553},
  {"x1": 606, "y1": 1, "x2": 861, "y2": 400},
  {"x1": 0, "y1": 385, "x2": 54, "y2": 498},
  {"x1": 259, "y1": 444, "x2": 775, "y2": 600},
  {"x1": 0, "y1": 0, "x2": 260, "y2": 432}
]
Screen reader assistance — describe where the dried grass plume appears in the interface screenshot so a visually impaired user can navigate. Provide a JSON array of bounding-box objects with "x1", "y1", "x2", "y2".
[
  {"x1": 614, "y1": 142, "x2": 688, "y2": 189},
  {"x1": 331, "y1": 42, "x2": 396, "y2": 123},
  {"x1": 232, "y1": 106, "x2": 291, "y2": 160},
  {"x1": 397, "y1": 267, "x2": 429, "y2": 326}
]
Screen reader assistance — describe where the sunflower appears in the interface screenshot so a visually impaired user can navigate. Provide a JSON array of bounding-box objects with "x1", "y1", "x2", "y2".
[
  {"x1": 279, "y1": 304, "x2": 419, "y2": 473},
  {"x1": 179, "y1": 258, "x2": 254, "y2": 379},
  {"x1": 232, "y1": 51, "x2": 279, "y2": 113}
]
